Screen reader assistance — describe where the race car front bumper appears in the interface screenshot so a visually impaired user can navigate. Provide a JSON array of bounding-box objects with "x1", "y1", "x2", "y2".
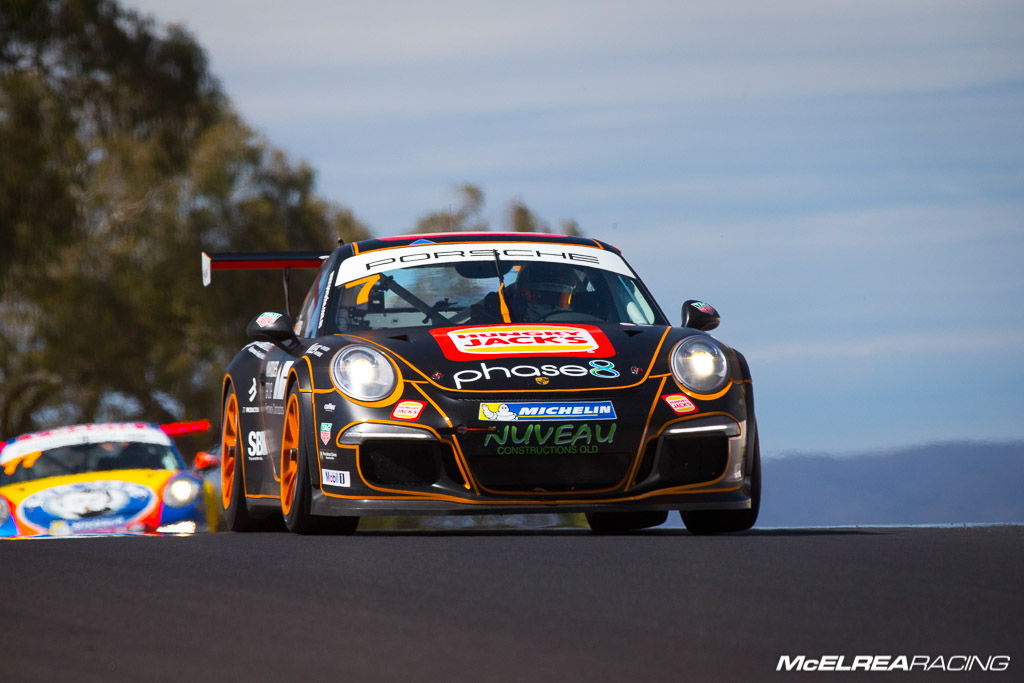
[{"x1": 309, "y1": 414, "x2": 754, "y2": 517}]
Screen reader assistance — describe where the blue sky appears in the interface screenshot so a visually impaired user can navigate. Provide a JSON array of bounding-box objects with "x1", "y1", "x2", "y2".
[{"x1": 126, "y1": 1, "x2": 1024, "y2": 455}]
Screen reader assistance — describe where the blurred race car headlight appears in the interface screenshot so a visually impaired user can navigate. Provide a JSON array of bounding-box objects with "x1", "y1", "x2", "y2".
[
  {"x1": 331, "y1": 345, "x2": 397, "y2": 402},
  {"x1": 163, "y1": 477, "x2": 201, "y2": 508},
  {"x1": 670, "y1": 336, "x2": 730, "y2": 394}
]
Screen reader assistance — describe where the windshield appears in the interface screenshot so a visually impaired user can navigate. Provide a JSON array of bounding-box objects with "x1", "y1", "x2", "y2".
[
  {"x1": 326, "y1": 260, "x2": 666, "y2": 332},
  {"x1": 0, "y1": 441, "x2": 184, "y2": 486}
]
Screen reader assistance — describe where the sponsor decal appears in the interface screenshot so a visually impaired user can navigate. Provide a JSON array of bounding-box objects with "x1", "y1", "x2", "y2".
[
  {"x1": 453, "y1": 361, "x2": 620, "y2": 389},
  {"x1": 335, "y1": 242, "x2": 634, "y2": 284},
  {"x1": 247, "y1": 430, "x2": 268, "y2": 459},
  {"x1": 247, "y1": 343, "x2": 267, "y2": 360},
  {"x1": 323, "y1": 402, "x2": 336, "y2": 412},
  {"x1": 479, "y1": 401, "x2": 616, "y2": 422},
  {"x1": 391, "y1": 400, "x2": 426, "y2": 421},
  {"x1": 663, "y1": 393, "x2": 698, "y2": 414},
  {"x1": 431, "y1": 324, "x2": 614, "y2": 361},
  {"x1": 319, "y1": 450, "x2": 338, "y2": 461},
  {"x1": 305, "y1": 343, "x2": 331, "y2": 358},
  {"x1": 248, "y1": 377, "x2": 258, "y2": 403},
  {"x1": 587, "y1": 359, "x2": 619, "y2": 378},
  {"x1": 255, "y1": 312, "x2": 283, "y2": 328},
  {"x1": 691, "y1": 301, "x2": 716, "y2": 314},
  {"x1": 242, "y1": 407, "x2": 260, "y2": 414},
  {"x1": 320, "y1": 422, "x2": 332, "y2": 445},
  {"x1": 48, "y1": 520, "x2": 72, "y2": 535},
  {"x1": 272, "y1": 361, "x2": 295, "y2": 400},
  {"x1": 321, "y1": 468, "x2": 351, "y2": 487},
  {"x1": 483, "y1": 422, "x2": 616, "y2": 455},
  {"x1": 776, "y1": 654, "x2": 1010, "y2": 673},
  {"x1": 535, "y1": 377, "x2": 549, "y2": 385},
  {"x1": 17, "y1": 481, "x2": 157, "y2": 534},
  {"x1": 316, "y1": 285, "x2": 332, "y2": 334}
]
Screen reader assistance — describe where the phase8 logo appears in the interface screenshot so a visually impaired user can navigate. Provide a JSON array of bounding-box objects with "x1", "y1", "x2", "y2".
[{"x1": 588, "y1": 360, "x2": 619, "y2": 378}]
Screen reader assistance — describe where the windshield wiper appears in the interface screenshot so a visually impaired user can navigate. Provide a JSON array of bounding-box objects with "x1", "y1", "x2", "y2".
[{"x1": 492, "y1": 251, "x2": 511, "y2": 323}]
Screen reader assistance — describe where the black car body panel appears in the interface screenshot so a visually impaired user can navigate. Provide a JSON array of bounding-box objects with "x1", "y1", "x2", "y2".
[{"x1": 207, "y1": 232, "x2": 758, "y2": 529}]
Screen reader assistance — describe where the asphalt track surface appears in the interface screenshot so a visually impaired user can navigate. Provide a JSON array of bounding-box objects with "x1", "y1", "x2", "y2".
[{"x1": 2, "y1": 525, "x2": 1022, "y2": 682}]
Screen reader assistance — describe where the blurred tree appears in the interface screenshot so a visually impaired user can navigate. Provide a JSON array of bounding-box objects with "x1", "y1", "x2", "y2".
[
  {"x1": 0, "y1": 0, "x2": 368, "y2": 437},
  {"x1": 0, "y1": 0, "x2": 576, "y2": 440},
  {"x1": 559, "y1": 219, "x2": 582, "y2": 238},
  {"x1": 412, "y1": 184, "x2": 487, "y2": 233},
  {"x1": 413, "y1": 184, "x2": 583, "y2": 236}
]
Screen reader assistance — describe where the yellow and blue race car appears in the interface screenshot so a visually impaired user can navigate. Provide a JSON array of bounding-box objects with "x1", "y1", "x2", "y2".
[{"x1": 0, "y1": 422, "x2": 219, "y2": 537}]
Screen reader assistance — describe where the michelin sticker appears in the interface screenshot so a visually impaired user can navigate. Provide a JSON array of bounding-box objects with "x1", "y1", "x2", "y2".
[{"x1": 479, "y1": 401, "x2": 616, "y2": 422}]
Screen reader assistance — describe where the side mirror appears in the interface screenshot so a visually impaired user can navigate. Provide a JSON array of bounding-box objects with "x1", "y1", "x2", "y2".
[
  {"x1": 246, "y1": 311, "x2": 301, "y2": 352},
  {"x1": 193, "y1": 450, "x2": 221, "y2": 471},
  {"x1": 682, "y1": 300, "x2": 720, "y2": 331}
]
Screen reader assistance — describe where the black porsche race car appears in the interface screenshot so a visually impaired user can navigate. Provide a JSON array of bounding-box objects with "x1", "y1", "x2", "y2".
[{"x1": 202, "y1": 232, "x2": 759, "y2": 534}]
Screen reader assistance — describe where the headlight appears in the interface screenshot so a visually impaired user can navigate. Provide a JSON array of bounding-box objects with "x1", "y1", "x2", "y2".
[
  {"x1": 163, "y1": 477, "x2": 201, "y2": 508},
  {"x1": 331, "y1": 345, "x2": 397, "y2": 402},
  {"x1": 670, "y1": 336, "x2": 730, "y2": 394}
]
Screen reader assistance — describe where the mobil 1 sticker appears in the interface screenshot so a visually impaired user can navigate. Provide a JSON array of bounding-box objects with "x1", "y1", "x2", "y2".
[
  {"x1": 479, "y1": 400, "x2": 616, "y2": 422},
  {"x1": 321, "y1": 469, "x2": 350, "y2": 487}
]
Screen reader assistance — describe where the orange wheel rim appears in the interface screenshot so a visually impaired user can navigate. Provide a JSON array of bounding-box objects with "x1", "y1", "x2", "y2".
[
  {"x1": 280, "y1": 393, "x2": 300, "y2": 516},
  {"x1": 221, "y1": 393, "x2": 239, "y2": 510}
]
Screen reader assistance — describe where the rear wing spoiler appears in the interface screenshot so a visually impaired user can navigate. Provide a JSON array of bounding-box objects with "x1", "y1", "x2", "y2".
[
  {"x1": 201, "y1": 251, "x2": 331, "y2": 315},
  {"x1": 201, "y1": 251, "x2": 330, "y2": 286},
  {"x1": 159, "y1": 419, "x2": 211, "y2": 437}
]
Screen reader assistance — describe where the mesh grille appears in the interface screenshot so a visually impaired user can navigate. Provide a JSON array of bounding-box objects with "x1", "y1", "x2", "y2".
[
  {"x1": 655, "y1": 434, "x2": 728, "y2": 486},
  {"x1": 359, "y1": 440, "x2": 460, "y2": 487},
  {"x1": 469, "y1": 452, "x2": 631, "y2": 492}
]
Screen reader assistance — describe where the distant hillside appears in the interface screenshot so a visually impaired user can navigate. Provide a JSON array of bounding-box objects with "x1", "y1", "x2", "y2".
[{"x1": 758, "y1": 441, "x2": 1024, "y2": 527}]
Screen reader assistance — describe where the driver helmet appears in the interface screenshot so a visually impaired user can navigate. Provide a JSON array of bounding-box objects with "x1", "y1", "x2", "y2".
[{"x1": 516, "y1": 262, "x2": 578, "y2": 313}]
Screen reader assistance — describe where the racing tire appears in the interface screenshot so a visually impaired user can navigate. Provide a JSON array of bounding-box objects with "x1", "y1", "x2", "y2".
[
  {"x1": 585, "y1": 510, "x2": 668, "y2": 534},
  {"x1": 221, "y1": 388, "x2": 277, "y2": 532},
  {"x1": 280, "y1": 385, "x2": 358, "y2": 535},
  {"x1": 680, "y1": 433, "x2": 761, "y2": 535}
]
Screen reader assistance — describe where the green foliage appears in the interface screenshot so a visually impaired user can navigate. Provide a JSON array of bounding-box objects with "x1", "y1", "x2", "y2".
[
  {"x1": 412, "y1": 183, "x2": 487, "y2": 233},
  {"x1": 413, "y1": 185, "x2": 584, "y2": 236},
  {"x1": 0, "y1": 1, "x2": 578, "y2": 443},
  {"x1": 0, "y1": 0, "x2": 368, "y2": 437}
]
